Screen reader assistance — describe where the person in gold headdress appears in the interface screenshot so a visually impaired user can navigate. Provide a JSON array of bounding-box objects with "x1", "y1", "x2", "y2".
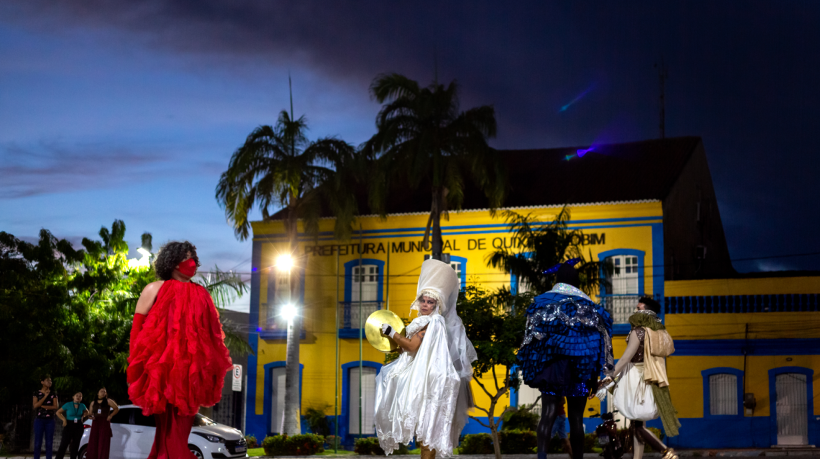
[{"x1": 374, "y1": 259, "x2": 476, "y2": 459}]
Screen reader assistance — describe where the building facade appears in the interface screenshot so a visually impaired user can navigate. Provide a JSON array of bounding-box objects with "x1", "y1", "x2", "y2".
[{"x1": 243, "y1": 137, "x2": 820, "y2": 448}]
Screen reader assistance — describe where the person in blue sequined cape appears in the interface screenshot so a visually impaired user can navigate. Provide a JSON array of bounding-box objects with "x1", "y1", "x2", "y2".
[{"x1": 518, "y1": 264, "x2": 613, "y2": 459}]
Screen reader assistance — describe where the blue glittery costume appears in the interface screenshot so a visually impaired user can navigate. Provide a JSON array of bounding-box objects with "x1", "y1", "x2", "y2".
[{"x1": 519, "y1": 283, "x2": 614, "y2": 397}]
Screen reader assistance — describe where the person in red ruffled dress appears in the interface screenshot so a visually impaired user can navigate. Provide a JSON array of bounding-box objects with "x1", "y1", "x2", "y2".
[{"x1": 128, "y1": 241, "x2": 233, "y2": 459}]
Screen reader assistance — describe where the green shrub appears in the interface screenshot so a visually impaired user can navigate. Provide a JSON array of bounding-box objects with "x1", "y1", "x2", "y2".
[
  {"x1": 325, "y1": 435, "x2": 341, "y2": 449},
  {"x1": 459, "y1": 433, "x2": 494, "y2": 454},
  {"x1": 262, "y1": 433, "x2": 325, "y2": 456},
  {"x1": 305, "y1": 407, "x2": 331, "y2": 436},
  {"x1": 583, "y1": 432, "x2": 598, "y2": 453},
  {"x1": 500, "y1": 406, "x2": 539, "y2": 432},
  {"x1": 244, "y1": 435, "x2": 258, "y2": 449},
  {"x1": 499, "y1": 429, "x2": 537, "y2": 454},
  {"x1": 354, "y1": 437, "x2": 408, "y2": 455}
]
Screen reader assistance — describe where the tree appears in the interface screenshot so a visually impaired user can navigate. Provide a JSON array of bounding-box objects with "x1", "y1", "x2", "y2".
[
  {"x1": 366, "y1": 73, "x2": 506, "y2": 260},
  {"x1": 0, "y1": 221, "x2": 250, "y2": 441},
  {"x1": 216, "y1": 101, "x2": 358, "y2": 434},
  {"x1": 485, "y1": 207, "x2": 612, "y2": 296},
  {"x1": 457, "y1": 285, "x2": 532, "y2": 459}
]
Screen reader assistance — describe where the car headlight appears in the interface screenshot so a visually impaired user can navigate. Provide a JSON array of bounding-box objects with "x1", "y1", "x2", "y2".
[{"x1": 193, "y1": 432, "x2": 225, "y2": 443}]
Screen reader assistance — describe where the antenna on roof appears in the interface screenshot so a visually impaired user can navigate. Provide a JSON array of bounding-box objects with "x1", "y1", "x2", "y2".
[{"x1": 655, "y1": 58, "x2": 668, "y2": 139}]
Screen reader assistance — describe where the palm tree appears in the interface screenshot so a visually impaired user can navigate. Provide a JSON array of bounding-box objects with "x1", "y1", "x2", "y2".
[
  {"x1": 366, "y1": 73, "x2": 506, "y2": 260},
  {"x1": 485, "y1": 207, "x2": 612, "y2": 297},
  {"x1": 216, "y1": 104, "x2": 357, "y2": 435}
]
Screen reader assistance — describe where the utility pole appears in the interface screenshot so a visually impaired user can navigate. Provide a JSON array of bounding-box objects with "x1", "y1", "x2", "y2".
[{"x1": 655, "y1": 59, "x2": 668, "y2": 139}]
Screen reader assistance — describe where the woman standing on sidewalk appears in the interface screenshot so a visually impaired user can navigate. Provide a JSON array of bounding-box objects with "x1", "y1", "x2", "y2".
[
  {"x1": 86, "y1": 388, "x2": 119, "y2": 459},
  {"x1": 33, "y1": 374, "x2": 59, "y2": 459},
  {"x1": 598, "y1": 297, "x2": 680, "y2": 459},
  {"x1": 55, "y1": 391, "x2": 89, "y2": 459}
]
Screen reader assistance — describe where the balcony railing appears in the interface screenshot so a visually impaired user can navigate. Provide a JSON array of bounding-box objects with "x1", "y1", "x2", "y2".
[
  {"x1": 600, "y1": 294, "x2": 646, "y2": 324},
  {"x1": 338, "y1": 301, "x2": 383, "y2": 331},
  {"x1": 664, "y1": 294, "x2": 819, "y2": 314}
]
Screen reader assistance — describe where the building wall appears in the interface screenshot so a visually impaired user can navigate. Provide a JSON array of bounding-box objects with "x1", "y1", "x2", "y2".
[
  {"x1": 659, "y1": 277, "x2": 820, "y2": 447},
  {"x1": 663, "y1": 140, "x2": 735, "y2": 280},
  {"x1": 245, "y1": 201, "x2": 665, "y2": 443}
]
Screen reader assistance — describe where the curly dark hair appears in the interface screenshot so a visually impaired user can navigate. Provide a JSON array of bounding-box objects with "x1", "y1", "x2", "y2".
[
  {"x1": 638, "y1": 296, "x2": 662, "y2": 314},
  {"x1": 153, "y1": 241, "x2": 200, "y2": 280}
]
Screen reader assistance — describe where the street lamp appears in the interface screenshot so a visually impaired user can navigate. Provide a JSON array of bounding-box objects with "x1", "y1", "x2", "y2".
[
  {"x1": 281, "y1": 303, "x2": 298, "y2": 322},
  {"x1": 276, "y1": 254, "x2": 294, "y2": 271}
]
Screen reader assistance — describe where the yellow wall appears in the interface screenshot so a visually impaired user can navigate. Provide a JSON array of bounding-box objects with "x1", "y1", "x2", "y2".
[
  {"x1": 250, "y1": 201, "x2": 663, "y2": 419},
  {"x1": 666, "y1": 277, "x2": 820, "y2": 296}
]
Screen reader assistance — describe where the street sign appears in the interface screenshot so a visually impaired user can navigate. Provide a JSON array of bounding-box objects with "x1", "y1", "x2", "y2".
[{"x1": 232, "y1": 364, "x2": 242, "y2": 392}]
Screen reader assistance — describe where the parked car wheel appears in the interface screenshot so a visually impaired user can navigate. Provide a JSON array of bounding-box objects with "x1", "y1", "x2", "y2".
[
  {"x1": 78, "y1": 445, "x2": 88, "y2": 459},
  {"x1": 189, "y1": 444, "x2": 204, "y2": 459}
]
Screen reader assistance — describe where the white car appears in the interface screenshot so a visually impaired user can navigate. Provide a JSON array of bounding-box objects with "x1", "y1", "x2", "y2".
[{"x1": 77, "y1": 404, "x2": 249, "y2": 459}]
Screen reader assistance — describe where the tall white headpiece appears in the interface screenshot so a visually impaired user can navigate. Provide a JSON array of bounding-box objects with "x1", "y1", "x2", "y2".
[{"x1": 410, "y1": 259, "x2": 476, "y2": 380}]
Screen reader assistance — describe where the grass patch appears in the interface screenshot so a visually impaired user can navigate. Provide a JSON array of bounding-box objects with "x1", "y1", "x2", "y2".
[
  {"x1": 318, "y1": 449, "x2": 358, "y2": 456},
  {"x1": 248, "y1": 447, "x2": 265, "y2": 457}
]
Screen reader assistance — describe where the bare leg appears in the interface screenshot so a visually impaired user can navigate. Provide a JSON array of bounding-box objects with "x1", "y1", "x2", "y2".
[
  {"x1": 420, "y1": 442, "x2": 436, "y2": 459},
  {"x1": 633, "y1": 420, "x2": 666, "y2": 452},
  {"x1": 537, "y1": 394, "x2": 561, "y2": 459},
  {"x1": 632, "y1": 432, "x2": 644, "y2": 459}
]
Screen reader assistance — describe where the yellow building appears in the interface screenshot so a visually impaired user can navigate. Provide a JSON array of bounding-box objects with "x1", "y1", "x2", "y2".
[{"x1": 243, "y1": 137, "x2": 820, "y2": 448}]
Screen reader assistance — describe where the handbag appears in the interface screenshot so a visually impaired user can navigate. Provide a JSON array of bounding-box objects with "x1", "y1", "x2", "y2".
[
  {"x1": 646, "y1": 329, "x2": 675, "y2": 357},
  {"x1": 613, "y1": 364, "x2": 658, "y2": 421}
]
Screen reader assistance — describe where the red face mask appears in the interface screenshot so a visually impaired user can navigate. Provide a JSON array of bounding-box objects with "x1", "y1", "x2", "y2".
[{"x1": 177, "y1": 258, "x2": 197, "y2": 277}]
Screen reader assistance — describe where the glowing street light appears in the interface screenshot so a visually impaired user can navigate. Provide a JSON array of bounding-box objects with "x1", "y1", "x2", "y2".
[
  {"x1": 281, "y1": 303, "x2": 298, "y2": 322},
  {"x1": 128, "y1": 247, "x2": 152, "y2": 269},
  {"x1": 276, "y1": 254, "x2": 294, "y2": 271}
]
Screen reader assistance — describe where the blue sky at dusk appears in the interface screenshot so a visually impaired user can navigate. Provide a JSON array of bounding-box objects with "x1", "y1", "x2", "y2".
[{"x1": 2, "y1": 1, "x2": 818, "y2": 312}]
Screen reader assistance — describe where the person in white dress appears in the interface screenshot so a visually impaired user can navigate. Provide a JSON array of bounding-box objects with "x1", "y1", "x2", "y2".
[{"x1": 374, "y1": 259, "x2": 476, "y2": 459}]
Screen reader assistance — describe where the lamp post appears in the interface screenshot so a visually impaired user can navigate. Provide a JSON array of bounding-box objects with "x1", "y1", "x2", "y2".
[{"x1": 279, "y1": 254, "x2": 302, "y2": 435}]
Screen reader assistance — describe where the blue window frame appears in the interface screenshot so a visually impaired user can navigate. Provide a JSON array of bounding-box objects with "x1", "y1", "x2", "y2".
[
  {"x1": 263, "y1": 361, "x2": 303, "y2": 435},
  {"x1": 340, "y1": 259, "x2": 385, "y2": 338},
  {"x1": 449, "y1": 255, "x2": 468, "y2": 290},
  {"x1": 340, "y1": 361, "x2": 382, "y2": 439},
  {"x1": 767, "y1": 366, "x2": 815, "y2": 446},
  {"x1": 509, "y1": 252, "x2": 533, "y2": 296},
  {"x1": 263, "y1": 263, "x2": 306, "y2": 340},
  {"x1": 701, "y1": 367, "x2": 744, "y2": 418},
  {"x1": 597, "y1": 249, "x2": 647, "y2": 335}
]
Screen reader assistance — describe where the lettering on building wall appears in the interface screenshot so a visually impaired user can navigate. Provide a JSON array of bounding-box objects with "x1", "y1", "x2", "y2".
[{"x1": 303, "y1": 233, "x2": 605, "y2": 256}]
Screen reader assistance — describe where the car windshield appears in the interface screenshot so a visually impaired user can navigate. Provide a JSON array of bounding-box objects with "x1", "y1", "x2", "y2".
[{"x1": 193, "y1": 414, "x2": 217, "y2": 427}]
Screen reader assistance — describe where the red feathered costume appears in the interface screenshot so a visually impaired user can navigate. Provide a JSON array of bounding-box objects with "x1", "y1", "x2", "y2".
[{"x1": 128, "y1": 279, "x2": 232, "y2": 459}]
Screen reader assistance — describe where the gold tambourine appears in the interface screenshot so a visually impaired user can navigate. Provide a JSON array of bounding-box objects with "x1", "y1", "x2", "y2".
[{"x1": 365, "y1": 310, "x2": 406, "y2": 352}]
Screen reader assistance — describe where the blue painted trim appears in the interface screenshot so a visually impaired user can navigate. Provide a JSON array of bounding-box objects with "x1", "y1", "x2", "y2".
[
  {"x1": 612, "y1": 324, "x2": 632, "y2": 335},
  {"x1": 339, "y1": 329, "x2": 364, "y2": 339},
  {"x1": 673, "y1": 339, "x2": 820, "y2": 356},
  {"x1": 509, "y1": 252, "x2": 533, "y2": 296},
  {"x1": 263, "y1": 361, "x2": 304, "y2": 435},
  {"x1": 767, "y1": 366, "x2": 815, "y2": 446},
  {"x1": 253, "y1": 216, "x2": 665, "y2": 238},
  {"x1": 340, "y1": 361, "x2": 383, "y2": 440},
  {"x1": 650, "y1": 223, "x2": 665, "y2": 304},
  {"x1": 260, "y1": 329, "x2": 306, "y2": 340},
  {"x1": 343, "y1": 259, "x2": 386, "y2": 303},
  {"x1": 245, "y1": 240, "x2": 264, "y2": 439},
  {"x1": 701, "y1": 367, "x2": 744, "y2": 418},
  {"x1": 245, "y1": 333, "x2": 264, "y2": 438},
  {"x1": 255, "y1": 223, "x2": 664, "y2": 242},
  {"x1": 449, "y1": 255, "x2": 468, "y2": 290},
  {"x1": 597, "y1": 248, "x2": 646, "y2": 296}
]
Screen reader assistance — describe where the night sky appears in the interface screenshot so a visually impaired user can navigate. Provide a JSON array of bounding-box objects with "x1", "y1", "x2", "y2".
[{"x1": 2, "y1": 1, "x2": 818, "y2": 312}]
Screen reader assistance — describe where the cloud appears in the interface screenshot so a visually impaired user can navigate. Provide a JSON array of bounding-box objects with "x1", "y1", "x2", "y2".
[{"x1": 0, "y1": 140, "x2": 172, "y2": 198}]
